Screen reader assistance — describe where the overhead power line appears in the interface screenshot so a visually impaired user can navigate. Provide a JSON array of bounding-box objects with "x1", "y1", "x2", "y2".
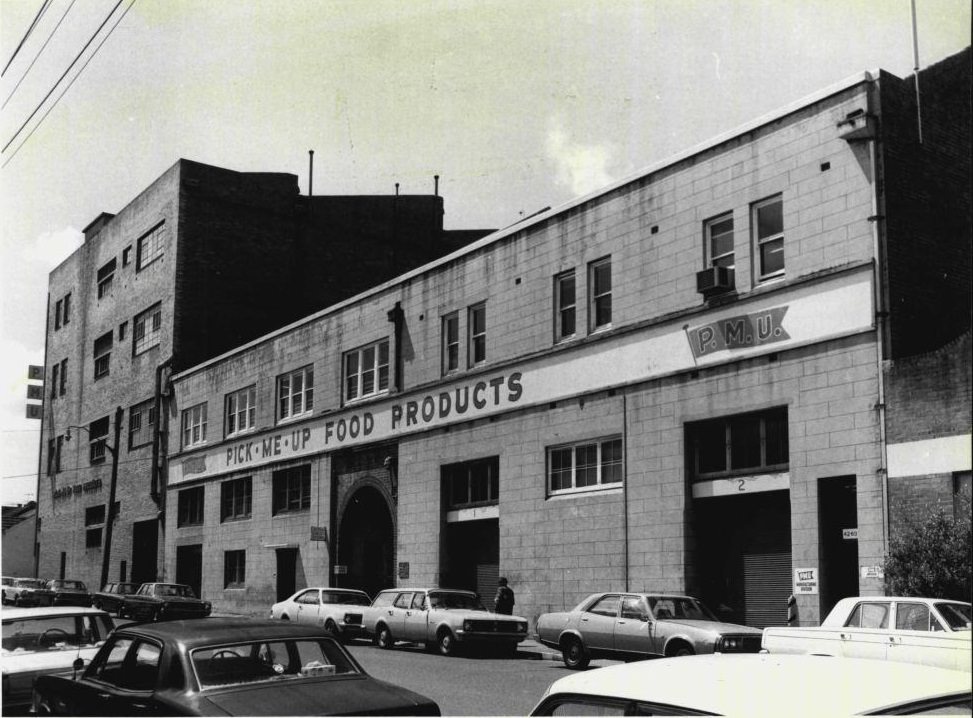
[
  {"x1": 1, "y1": 0, "x2": 52, "y2": 77},
  {"x1": 3, "y1": 0, "x2": 80, "y2": 110},
  {"x1": 1, "y1": 0, "x2": 126, "y2": 156}
]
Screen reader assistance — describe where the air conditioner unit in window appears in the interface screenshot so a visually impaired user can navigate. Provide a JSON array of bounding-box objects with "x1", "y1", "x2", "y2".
[{"x1": 696, "y1": 266, "x2": 735, "y2": 296}]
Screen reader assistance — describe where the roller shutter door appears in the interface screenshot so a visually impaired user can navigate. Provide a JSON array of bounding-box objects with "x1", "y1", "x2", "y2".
[
  {"x1": 476, "y1": 563, "x2": 499, "y2": 609},
  {"x1": 743, "y1": 551, "x2": 791, "y2": 628}
]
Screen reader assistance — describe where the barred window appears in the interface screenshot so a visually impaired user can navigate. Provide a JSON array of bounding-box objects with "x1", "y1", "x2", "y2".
[
  {"x1": 272, "y1": 465, "x2": 311, "y2": 515},
  {"x1": 344, "y1": 341, "x2": 389, "y2": 402},
  {"x1": 226, "y1": 386, "x2": 256, "y2": 436},
  {"x1": 221, "y1": 477, "x2": 252, "y2": 522},
  {"x1": 93, "y1": 331, "x2": 112, "y2": 380},
  {"x1": 177, "y1": 487, "x2": 204, "y2": 527},
  {"x1": 181, "y1": 403, "x2": 207, "y2": 449},
  {"x1": 278, "y1": 366, "x2": 314, "y2": 421},
  {"x1": 89, "y1": 417, "x2": 109, "y2": 464},
  {"x1": 548, "y1": 437, "x2": 623, "y2": 496},
  {"x1": 224, "y1": 550, "x2": 246, "y2": 588},
  {"x1": 129, "y1": 399, "x2": 156, "y2": 449},
  {"x1": 137, "y1": 223, "x2": 166, "y2": 270},
  {"x1": 133, "y1": 304, "x2": 162, "y2": 355}
]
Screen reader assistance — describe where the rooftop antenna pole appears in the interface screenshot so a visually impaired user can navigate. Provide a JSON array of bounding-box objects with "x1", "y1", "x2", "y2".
[
  {"x1": 308, "y1": 150, "x2": 314, "y2": 197},
  {"x1": 910, "y1": 0, "x2": 923, "y2": 143}
]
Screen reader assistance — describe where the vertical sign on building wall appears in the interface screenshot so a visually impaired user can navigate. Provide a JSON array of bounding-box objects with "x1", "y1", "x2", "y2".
[{"x1": 26, "y1": 365, "x2": 44, "y2": 419}]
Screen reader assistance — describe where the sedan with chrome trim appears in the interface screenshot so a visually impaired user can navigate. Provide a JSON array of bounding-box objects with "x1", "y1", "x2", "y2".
[
  {"x1": 270, "y1": 587, "x2": 371, "y2": 641},
  {"x1": 536, "y1": 592, "x2": 763, "y2": 669}
]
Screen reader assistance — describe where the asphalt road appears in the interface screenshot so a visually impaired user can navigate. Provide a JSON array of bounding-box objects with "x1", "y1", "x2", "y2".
[{"x1": 344, "y1": 639, "x2": 615, "y2": 716}]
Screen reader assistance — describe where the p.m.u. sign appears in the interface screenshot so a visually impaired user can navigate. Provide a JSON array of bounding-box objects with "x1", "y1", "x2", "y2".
[{"x1": 688, "y1": 306, "x2": 790, "y2": 358}]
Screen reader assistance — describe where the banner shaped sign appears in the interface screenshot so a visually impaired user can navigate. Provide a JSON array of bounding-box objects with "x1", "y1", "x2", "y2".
[
  {"x1": 688, "y1": 307, "x2": 790, "y2": 358},
  {"x1": 27, "y1": 385, "x2": 43, "y2": 400},
  {"x1": 26, "y1": 404, "x2": 43, "y2": 420},
  {"x1": 28, "y1": 365, "x2": 45, "y2": 380}
]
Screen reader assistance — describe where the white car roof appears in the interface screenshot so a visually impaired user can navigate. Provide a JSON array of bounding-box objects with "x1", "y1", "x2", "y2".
[
  {"x1": 822, "y1": 596, "x2": 972, "y2": 627},
  {"x1": 540, "y1": 653, "x2": 970, "y2": 716},
  {"x1": 1, "y1": 606, "x2": 108, "y2": 620}
]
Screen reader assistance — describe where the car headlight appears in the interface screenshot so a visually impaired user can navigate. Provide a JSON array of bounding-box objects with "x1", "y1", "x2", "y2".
[
  {"x1": 720, "y1": 636, "x2": 739, "y2": 650},
  {"x1": 463, "y1": 620, "x2": 473, "y2": 631}
]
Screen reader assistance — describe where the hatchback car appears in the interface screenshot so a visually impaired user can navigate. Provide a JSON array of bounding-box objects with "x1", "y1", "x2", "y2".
[{"x1": 270, "y1": 587, "x2": 371, "y2": 641}]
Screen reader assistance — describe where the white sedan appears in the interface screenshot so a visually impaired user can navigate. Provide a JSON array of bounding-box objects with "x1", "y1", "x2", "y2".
[
  {"x1": 530, "y1": 653, "x2": 971, "y2": 716},
  {"x1": 269, "y1": 587, "x2": 371, "y2": 641}
]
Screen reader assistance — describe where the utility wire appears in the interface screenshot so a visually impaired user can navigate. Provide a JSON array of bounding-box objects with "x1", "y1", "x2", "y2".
[
  {"x1": 3, "y1": 0, "x2": 80, "y2": 110},
  {"x1": 4, "y1": 452, "x2": 153, "y2": 481},
  {"x1": 1, "y1": 0, "x2": 52, "y2": 77},
  {"x1": 2, "y1": 0, "x2": 125, "y2": 156}
]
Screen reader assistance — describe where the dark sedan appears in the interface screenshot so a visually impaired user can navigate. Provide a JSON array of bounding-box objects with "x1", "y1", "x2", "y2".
[
  {"x1": 31, "y1": 618, "x2": 441, "y2": 716},
  {"x1": 45, "y1": 580, "x2": 91, "y2": 607},
  {"x1": 119, "y1": 582, "x2": 211, "y2": 621},
  {"x1": 91, "y1": 582, "x2": 140, "y2": 615}
]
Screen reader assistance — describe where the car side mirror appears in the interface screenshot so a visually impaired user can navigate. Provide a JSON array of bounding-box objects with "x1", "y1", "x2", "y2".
[{"x1": 640, "y1": 613, "x2": 651, "y2": 622}]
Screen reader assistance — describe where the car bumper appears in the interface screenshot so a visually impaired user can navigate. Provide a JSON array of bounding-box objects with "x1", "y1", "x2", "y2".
[
  {"x1": 14, "y1": 595, "x2": 55, "y2": 607},
  {"x1": 455, "y1": 630, "x2": 526, "y2": 644},
  {"x1": 52, "y1": 595, "x2": 91, "y2": 606},
  {"x1": 339, "y1": 623, "x2": 365, "y2": 638}
]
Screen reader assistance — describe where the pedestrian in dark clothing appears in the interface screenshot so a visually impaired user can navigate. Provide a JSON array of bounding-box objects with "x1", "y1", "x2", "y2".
[{"x1": 494, "y1": 576, "x2": 515, "y2": 615}]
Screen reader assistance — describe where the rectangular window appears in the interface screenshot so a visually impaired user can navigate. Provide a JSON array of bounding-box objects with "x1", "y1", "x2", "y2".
[
  {"x1": 706, "y1": 213, "x2": 735, "y2": 269},
  {"x1": 119, "y1": 321, "x2": 127, "y2": 341},
  {"x1": 63, "y1": 293, "x2": 71, "y2": 325},
  {"x1": 278, "y1": 366, "x2": 314, "y2": 420},
  {"x1": 554, "y1": 270, "x2": 576, "y2": 341},
  {"x1": 47, "y1": 437, "x2": 63, "y2": 475},
  {"x1": 181, "y1": 403, "x2": 207, "y2": 449},
  {"x1": 85, "y1": 505, "x2": 106, "y2": 526},
  {"x1": 687, "y1": 407, "x2": 789, "y2": 480},
  {"x1": 93, "y1": 331, "x2": 112, "y2": 379},
  {"x1": 177, "y1": 486, "x2": 204, "y2": 527},
  {"x1": 753, "y1": 195, "x2": 784, "y2": 280},
  {"x1": 224, "y1": 550, "x2": 246, "y2": 588},
  {"x1": 589, "y1": 257, "x2": 612, "y2": 331},
  {"x1": 133, "y1": 304, "x2": 162, "y2": 355},
  {"x1": 443, "y1": 457, "x2": 500, "y2": 510},
  {"x1": 272, "y1": 465, "x2": 311, "y2": 515},
  {"x1": 54, "y1": 299, "x2": 63, "y2": 330},
  {"x1": 344, "y1": 341, "x2": 389, "y2": 402},
  {"x1": 221, "y1": 477, "x2": 252, "y2": 522},
  {"x1": 86, "y1": 528, "x2": 102, "y2": 548},
  {"x1": 50, "y1": 362, "x2": 60, "y2": 399},
  {"x1": 136, "y1": 223, "x2": 166, "y2": 270},
  {"x1": 59, "y1": 358, "x2": 67, "y2": 396},
  {"x1": 89, "y1": 416, "x2": 109, "y2": 464},
  {"x1": 548, "y1": 437, "x2": 623, "y2": 496},
  {"x1": 226, "y1": 386, "x2": 256, "y2": 436},
  {"x1": 442, "y1": 312, "x2": 459, "y2": 375},
  {"x1": 96, "y1": 259, "x2": 116, "y2": 299},
  {"x1": 122, "y1": 246, "x2": 132, "y2": 266},
  {"x1": 128, "y1": 399, "x2": 156, "y2": 449},
  {"x1": 468, "y1": 303, "x2": 486, "y2": 367}
]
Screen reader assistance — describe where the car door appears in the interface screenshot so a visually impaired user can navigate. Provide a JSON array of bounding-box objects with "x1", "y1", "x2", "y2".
[
  {"x1": 72, "y1": 636, "x2": 163, "y2": 716},
  {"x1": 402, "y1": 592, "x2": 430, "y2": 641},
  {"x1": 891, "y1": 601, "x2": 954, "y2": 669},
  {"x1": 295, "y1": 589, "x2": 321, "y2": 626},
  {"x1": 580, "y1": 595, "x2": 620, "y2": 652},
  {"x1": 840, "y1": 601, "x2": 891, "y2": 660},
  {"x1": 387, "y1": 592, "x2": 413, "y2": 637},
  {"x1": 614, "y1": 595, "x2": 655, "y2": 656}
]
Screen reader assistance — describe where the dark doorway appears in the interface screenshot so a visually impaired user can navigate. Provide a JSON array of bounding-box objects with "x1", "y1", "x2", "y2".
[
  {"x1": 175, "y1": 544, "x2": 203, "y2": 599},
  {"x1": 276, "y1": 548, "x2": 297, "y2": 602},
  {"x1": 131, "y1": 520, "x2": 158, "y2": 584},
  {"x1": 442, "y1": 519, "x2": 499, "y2": 604},
  {"x1": 819, "y1": 476, "x2": 858, "y2": 617},
  {"x1": 59, "y1": 552, "x2": 66, "y2": 579},
  {"x1": 338, "y1": 487, "x2": 394, "y2": 599}
]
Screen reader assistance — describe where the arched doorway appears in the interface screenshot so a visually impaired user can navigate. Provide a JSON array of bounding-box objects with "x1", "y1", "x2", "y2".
[{"x1": 337, "y1": 485, "x2": 394, "y2": 598}]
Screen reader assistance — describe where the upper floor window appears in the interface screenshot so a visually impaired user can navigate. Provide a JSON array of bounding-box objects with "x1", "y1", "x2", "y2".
[
  {"x1": 705, "y1": 213, "x2": 735, "y2": 269},
  {"x1": 137, "y1": 223, "x2": 166, "y2": 270},
  {"x1": 54, "y1": 293, "x2": 72, "y2": 330},
  {"x1": 89, "y1": 416, "x2": 109, "y2": 464},
  {"x1": 62, "y1": 292, "x2": 71, "y2": 325},
  {"x1": 133, "y1": 304, "x2": 162, "y2": 355},
  {"x1": 272, "y1": 465, "x2": 311, "y2": 515},
  {"x1": 122, "y1": 246, "x2": 132, "y2": 266},
  {"x1": 85, "y1": 505, "x2": 107, "y2": 546},
  {"x1": 221, "y1": 476, "x2": 252, "y2": 522},
  {"x1": 97, "y1": 259, "x2": 116, "y2": 299},
  {"x1": 278, "y1": 366, "x2": 313, "y2": 421},
  {"x1": 554, "y1": 270, "x2": 576, "y2": 342},
  {"x1": 181, "y1": 403, "x2": 207, "y2": 449},
  {"x1": 58, "y1": 358, "x2": 67, "y2": 396},
  {"x1": 226, "y1": 386, "x2": 256, "y2": 436},
  {"x1": 129, "y1": 398, "x2": 156, "y2": 450},
  {"x1": 344, "y1": 340, "x2": 388, "y2": 402},
  {"x1": 177, "y1": 486, "x2": 204, "y2": 527},
  {"x1": 444, "y1": 456, "x2": 499, "y2": 510},
  {"x1": 47, "y1": 435, "x2": 63, "y2": 476},
  {"x1": 548, "y1": 436, "x2": 623, "y2": 496},
  {"x1": 686, "y1": 407, "x2": 788, "y2": 480},
  {"x1": 588, "y1": 257, "x2": 612, "y2": 331},
  {"x1": 93, "y1": 331, "x2": 112, "y2": 380},
  {"x1": 50, "y1": 362, "x2": 60, "y2": 400},
  {"x1": 468, "y1": 303, "x2": 486, "y2": 367},
  {"x1": 442, "y1": 312, "x2": 459, "y2": 375},
  {"x1": 753, "y1": 195, "x2": 784, "y2": 281}
]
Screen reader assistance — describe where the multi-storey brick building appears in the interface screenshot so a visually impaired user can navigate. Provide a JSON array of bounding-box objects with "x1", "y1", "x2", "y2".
[
  {"x1": 35, "y1": 158, "x2": 491, "y2": 589},
  {"x1": 166, "y1": 49, "x2": 970, "y2": 627}
]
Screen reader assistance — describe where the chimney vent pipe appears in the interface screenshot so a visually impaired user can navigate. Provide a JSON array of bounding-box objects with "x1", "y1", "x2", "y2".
[
  {"x1": 434, "y1": 175, "x2": 440, "y2": 196},
  {"x1": 308, "y1": 150, "x2": 314, "y2": 197}
]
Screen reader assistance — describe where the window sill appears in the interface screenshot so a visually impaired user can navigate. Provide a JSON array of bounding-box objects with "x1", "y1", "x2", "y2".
[
  {"x1": 220, "y1": 515, "x2": 252, "y2": 524},
  {"x1": 177, "y1": 523, "x2": 204, "y2": 529},
  {"x1": 589, "y1": 324, "x2": 613, "y2": 336},
  {"x1": 547, "y1": 485, "x2": 623, "y2": 500},
  {"x1": 133, "y1": 344, "x2": 160, "y2": 357},
  {"x1": 277, "y1": 412, "x2": 312, "y2": 426},
  {"x1": 183, "y1": 441, "x2": 208, "y2": 451},
  {"x1": 225, "y1": 427, "x2": 257, "y2": 440},
  {"x1": 344, "y1": 391, "x2": 389, "y2": 407},
  {"x1": 272, "y1": 509, "x2": 310, "y2": 518}
]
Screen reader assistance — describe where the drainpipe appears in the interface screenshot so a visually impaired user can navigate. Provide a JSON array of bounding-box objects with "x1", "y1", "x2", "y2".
[{"x1": 622, "y1": 394, "x2": 630, "y2": 591}]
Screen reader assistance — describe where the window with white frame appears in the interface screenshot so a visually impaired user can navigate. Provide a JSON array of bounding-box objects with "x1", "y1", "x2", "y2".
[
  {"x1": 686, "y1": 407, "x2": 788, "y2": 481},
  {"x1": 133, "y1": 304, "x2": 162, "y2": 355},
  {"x1": 548, "y1": 437, "x2": 623, "y2": 496},
  {"x1": 588, "y1": 257, "x2": 612, "y2": 331},
  {"x1": 705, "y1": 212, "x2": 735, "y2": 269},
  {"x1": 226, "y1": 385, "x2": 256, "y2": 436},
  {"x1": 753, "y1": 195, "x2": 784, "y2": 280},
  {"x1": 136, "y1": 223, "x2": 166, "y2": 270},
  {"x1": 344, "y1": 340, "x2": 389, "y2": 402},
  {"x1": 96, "y1": 259, "x2": 116, "y2": 299},
  {"x1": 89, "y1": 416, "x2": 109, "y2": 464},
  {"x1": 93, "y1": 331, "x2": 112, "y2": 379},
  {"x1": 224, "y1": 550, "x2": 246, "y2": 588},
  {"x1": 221, "y1": 477, "x2": 252, "y2": 522},
  {"x1": 468, "y1": 302, "x2": 486, "y2": 367},
  {"x1": 128, "y1": 398, "x2": 156, "y2": 449},
  {"x1": 278, "y1": 366, "x2": 314, "y2": 420},
  {"x1": 272, "y1": 465, "x2": 311, "y2": 514},
  {"x1": 181, "y1": 403, "x2": 207, "y2": 449},
  {"x1": 555, "y1": 270, "x2": 576, "y2": 341},
  {"x1": 442, "y1": 312, "x2": 459, "y2": 375}
]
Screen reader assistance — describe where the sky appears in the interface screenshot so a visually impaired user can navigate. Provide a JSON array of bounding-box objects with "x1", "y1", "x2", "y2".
[{"x1": 1, "y1": 0, "x2": 970, "y2": 506}]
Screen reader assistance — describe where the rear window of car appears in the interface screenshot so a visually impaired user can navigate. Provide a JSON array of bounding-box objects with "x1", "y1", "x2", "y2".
[
  {"x1": 322, "y1": 591, "x2": 370, "y2": 606},
  {"x1": 191, "y1": 638, "x2": 359, "y2": 689}
]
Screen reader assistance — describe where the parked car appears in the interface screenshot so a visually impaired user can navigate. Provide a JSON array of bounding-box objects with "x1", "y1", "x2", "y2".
[
  {"x1": 1, "y1": 606, "x2": 115, "y2": 714},
  {"x1": 31, "y1": 617, "x2": 441, "y2": 716},
  {"x1": 270, "y1": 587, "x2": 371, "y2": 641},
  {"x1": 763, "y1": 596, "x2": 972, "y2": 672},
  {"x1": 361, "y1": 587, "x2": 529, "y2": 655},
  {"x1": 119, "y1": 582, "x2": 212, "y2": 621},
  {"x1": 536, "y1": 592, "x2": 763, "y2": 669},
  {"x1": 2, "y1": 578, "x2": 55, "y2": 607},
  {"x1": 90, "y1": 582, "x2": 140, "y2": 615},
  {"x1": 530, "y1": 653, "x2": 972, "y2": 716},
  {"x1": 45, "y1": 580, "x2": 91, "y2": 607}
]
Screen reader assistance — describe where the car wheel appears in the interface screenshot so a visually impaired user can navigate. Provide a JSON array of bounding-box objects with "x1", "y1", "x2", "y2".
[
  {"x1": 669, "y1": 643, "x2": 694, "y2": 658},
  {"x1": 561, "y1": 637, "x2": 590, "y2": 670},
  {"x1": 376, "y1": 624, "x2": 395, "y2": 649},
  {"x1": 324, "y1": 620, "x2": 341, "y2": 641},
  {"x1": 437, "y1": 629, "x2": 456, "y2": 656}
]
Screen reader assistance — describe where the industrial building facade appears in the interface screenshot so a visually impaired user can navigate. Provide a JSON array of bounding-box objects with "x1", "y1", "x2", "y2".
[{"x1": 165, "y1": 49, "x2": 971, "y2": 628}]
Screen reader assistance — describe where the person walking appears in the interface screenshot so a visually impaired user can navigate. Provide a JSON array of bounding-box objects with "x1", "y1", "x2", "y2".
[{"x1": 494, "y1": 576, "x2": 515, "y2": 615}]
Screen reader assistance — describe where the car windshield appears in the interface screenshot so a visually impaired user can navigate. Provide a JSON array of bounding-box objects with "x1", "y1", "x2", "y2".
[
  {"x1": 2, "y1": 614, "x2": 114, "y2": 654},
  {"x1": 647, "y1": 597, "x2": 718, "y2": 621},
  {"x1": 118, "y1": 584, "x2": 139, "y2": 594},
  {"x1": 428, "y1": 592, "x2": 485, "y2": 610},
  {"x1": 15, "y1": 579, "x2": 46, "y2": 589},
  {"x1": 192, "y1": 638, "x2": 360, "y2": 689},
  {"x1": 157, "y1": 584, "x2": 194, "y2": 597},
  {"x1": 936, "y1": 603, "x2": 972, "y2": 630}
]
